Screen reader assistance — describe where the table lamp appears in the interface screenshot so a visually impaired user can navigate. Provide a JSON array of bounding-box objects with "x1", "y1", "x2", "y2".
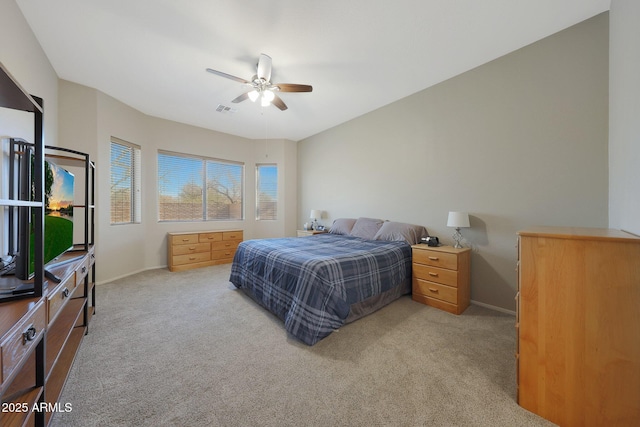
[
  {"x1": 310, "y1": 210, "x2": 322, "y2": 230},
  {"x1": 447, "y1": 211, "x2": 470, "y2": 248}
]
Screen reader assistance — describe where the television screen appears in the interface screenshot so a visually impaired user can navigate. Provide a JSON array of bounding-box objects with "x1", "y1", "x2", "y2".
[
  {"x1": 15, "y1": 157, "x2": 74, "y2": 279},
  {"x1": 38, "y1": 160, "x2": 74, "y2": 272}
]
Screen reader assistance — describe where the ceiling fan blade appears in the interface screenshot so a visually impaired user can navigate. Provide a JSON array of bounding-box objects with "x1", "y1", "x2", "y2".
[
  {"x1": 231, "y1": 92, "x2": 250, "y2": 103},
  {"x1": 206, "y1": 68, "x2": 249, "y2": 84},
  {"x1": 275, "y1": 83, "x2": 313, "y2": 93},
  {"x1": 271, "y1": 94, "x2": 288, "y2": 111},
  {"x1": 257, "y1": 54, "x2": 272, "y2": 82}
]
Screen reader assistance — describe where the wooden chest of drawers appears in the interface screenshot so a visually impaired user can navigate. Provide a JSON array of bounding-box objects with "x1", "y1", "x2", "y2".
[
  {"x1": 517, "y1": 227, "x2": 640, "y2": 426},
  {"x1": 411, "y1": 245, "x2": 471, "y2": 314},
  {"x1": 168, "y1": 230, "x2": 243, "y2": 272}
]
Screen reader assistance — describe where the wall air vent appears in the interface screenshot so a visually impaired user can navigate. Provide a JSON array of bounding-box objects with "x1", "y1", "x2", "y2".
[{"x1": 215, "y1": 104, "x2": 237, "y2": 114}]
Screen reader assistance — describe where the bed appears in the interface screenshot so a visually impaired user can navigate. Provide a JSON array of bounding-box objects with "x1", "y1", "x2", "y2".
[{"x1": 229, "y1": 218, "x2": 428, "y2": 345}]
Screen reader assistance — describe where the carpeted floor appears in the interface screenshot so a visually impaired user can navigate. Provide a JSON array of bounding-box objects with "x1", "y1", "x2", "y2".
[{"x1": 50, "y1": 264, "x2": 555, "y2": 427}]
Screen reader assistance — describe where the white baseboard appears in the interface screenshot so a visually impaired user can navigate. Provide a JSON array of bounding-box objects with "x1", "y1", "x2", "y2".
[
  {"x1": 470, "y1": 299, "x2": 516, "y2": 316},
  {"x1": 96, "y1": 265, "x2": 166, "y2": 286}
]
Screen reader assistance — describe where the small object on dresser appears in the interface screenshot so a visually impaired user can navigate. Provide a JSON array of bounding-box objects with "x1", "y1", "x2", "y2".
[{"x1": 421, "y1": 236, "x2": 440, "y2": 246}]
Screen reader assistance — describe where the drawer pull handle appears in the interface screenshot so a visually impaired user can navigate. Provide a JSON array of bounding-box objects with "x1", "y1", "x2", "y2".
[
  {"x1": 189, "y1": 257, "x2": 196, "y2": 260},
  {"x1": 22, "y1": 325, "x2": 37, "y2": 345},
  {"x1": 82, "y1": 266, "x2": 87, "y2": 274},
  {"x1": 428, "y1": 288, "x2": 439, "y2": 293},
  {"x1": 189, "y1": 247, "x2": 196, "y2": 250},
  {"x1": 182, "y1": 238, "x2": 190, "y2": 242},
  {"x1": 428, "y1": 272, "x2": 439, "y2": 277},
  {"x1": 62, "y1": 288, "x2": 70, "y2": 298},
  {"x1": 428, "y1": 256, "x2": 439, "y2": 261}
]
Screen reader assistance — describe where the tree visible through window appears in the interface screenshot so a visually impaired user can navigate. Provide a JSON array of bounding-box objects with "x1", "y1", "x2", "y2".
[
  {"x1": 158, "y1": 151, "x2": 243, "y2": 221},
  {"x1": 256, "y1": 164, "x2": 277, "y2": 220},
  {"x1": 110, "y1": 138, "x2": 141, "y2": 224}
]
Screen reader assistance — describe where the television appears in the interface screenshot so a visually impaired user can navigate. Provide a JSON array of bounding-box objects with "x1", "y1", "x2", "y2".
[{"x1": 14, "y1": 149, "x2": 74, "y2": 281}]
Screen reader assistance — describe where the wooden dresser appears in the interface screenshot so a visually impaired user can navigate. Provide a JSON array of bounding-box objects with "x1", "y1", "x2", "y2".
[
  {"x1": 167, "y1": 230, "x2": 243, "y2": 272},
  {"x1": 0, "y1": 249, "x2": 95, "y2": 426},
  {"x1": 411, "y1": 245, "x2": 471, "y2": 315},
  {"x1": 517, "y1": 227, "x2": 640, "y2": 426}
]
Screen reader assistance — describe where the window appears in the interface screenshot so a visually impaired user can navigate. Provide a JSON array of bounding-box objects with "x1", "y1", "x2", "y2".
[
  {"x1": 256, "y1": 164, "x2": 278, "y2": 220},
  {"x1": 158, "y1": 150, "x2": 243, "y2": 221},
  {"x1": 110, "y1": 138, "x2": 141, "y2": 224}
]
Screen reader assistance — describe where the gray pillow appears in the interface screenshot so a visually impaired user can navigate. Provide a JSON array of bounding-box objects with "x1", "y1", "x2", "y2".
[
  {"x1": 329, "y1": 218, "x2": 357, "y2": 235},
  {"x1": 349, "y1": 217, "x2": 384, "y2": 240},
  {"x1": 373, "y1": 221, "x2": 429, "y2": 245}
]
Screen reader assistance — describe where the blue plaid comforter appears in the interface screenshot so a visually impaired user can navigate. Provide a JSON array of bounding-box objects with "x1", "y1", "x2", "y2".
[{"x1": 229, "y1": 233, "x2": 412, "y2": 345}]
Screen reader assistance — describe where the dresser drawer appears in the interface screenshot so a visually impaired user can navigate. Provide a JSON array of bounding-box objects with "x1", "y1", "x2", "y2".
[
  {"x1": 199, "y1": 232, "x2": 222, "y2": 243},
  {"x1": 1, "y1": 300, "x2": 46, "y2": 384},
  {"x1": 171, "y1": 234, "x2": 199, "y2": 245},
  {"x1": 223, "y1": 231, "x2": 243, "y2": 241},
  {"x1": 172, "y1": 251, "x2": 210, "y2": 266},
  {"x1": 172, "y1": 242, "x2": 210, "y2": 256},
  {"x1": 212, "y1": 248, "x2": 236, "y2": 261},
  {"x1": 211, "y1": 240, "x2": 240, "y2": 251},
  {"x1": 413, "y1": 264, "x2": 458, "y2": 287},
  {"x1": 413, "y1": 249, "x2": 458, "y2": 270},
  {"x1": 75, "y1": 255, "x2": 90, "y2": 286},
  {"x1": 48, "y1": 275, "x2": 78, "y2": 325},
  {"x1": 413, "y1": 278, "x2": 457, "y2": 304}
]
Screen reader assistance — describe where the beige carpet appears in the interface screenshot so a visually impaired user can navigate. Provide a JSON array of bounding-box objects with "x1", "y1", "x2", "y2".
[{"x1": 50, "y1": 264, "x2": 555, "y2": 427}]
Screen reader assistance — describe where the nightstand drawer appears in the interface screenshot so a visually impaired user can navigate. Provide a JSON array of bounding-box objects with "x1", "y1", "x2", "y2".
[
  {"x1": 413, "y1": 278, "x2": 457, "y2": 304},
  {"x1": 413, "y1": 264, "x2": 458, "y2": 287},
  {"x1": 413, "y1": 249, "x2": 458, "y2": 270}
]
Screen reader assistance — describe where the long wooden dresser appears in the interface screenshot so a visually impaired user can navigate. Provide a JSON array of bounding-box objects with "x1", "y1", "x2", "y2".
[
  {"x1": 516, "y1": 226, "x2": 640, "y2": 426},
  {"x1": 167, "y1": 230, "x2": 243, "y2": 272}
]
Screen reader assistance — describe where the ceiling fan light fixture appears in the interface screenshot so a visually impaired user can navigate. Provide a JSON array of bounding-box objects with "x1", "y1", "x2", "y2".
[
  {"x1": 263, "y1": 90, "x2": 275, "y2": 102},
  {"x1": 248, "y1": 90, "x2": 259, "y2": 102},
  {"x1": 260, "y1": 96, "x2": 271, "y2": 107}
]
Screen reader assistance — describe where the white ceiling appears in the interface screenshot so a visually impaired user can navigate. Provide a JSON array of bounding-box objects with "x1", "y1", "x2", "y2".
[{"x1": 16, "y1": 0, "x2": 610, "y2": 142}]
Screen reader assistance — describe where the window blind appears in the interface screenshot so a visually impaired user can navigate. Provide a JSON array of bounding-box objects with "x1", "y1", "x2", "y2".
[
  {"x1": 256, "y1": 164, "x2": 277, "y2": 220},
  {"x1": 110, "y1": 138, "x2": 141, "y2": 224},
  {"x1": 158, "y1": 150, "x2": 243, "y2": 221}
]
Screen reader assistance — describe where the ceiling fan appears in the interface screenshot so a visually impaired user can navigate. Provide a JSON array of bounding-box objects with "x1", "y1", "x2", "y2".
[{"x1": 206, "y1": 53, "x2": 312, "y2": 111}]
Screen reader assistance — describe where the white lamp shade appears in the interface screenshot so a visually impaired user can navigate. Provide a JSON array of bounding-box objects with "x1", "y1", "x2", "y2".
[
  {"x1": 310, "y1": 210, "x2": 322, "y2": 220},
  {"x1": 447, "y1": 211, "x2": 470, "y2": 228},
  {"x1": 248, "y1": 90, "x2": 259, "y2": 102},
  {"x1": 263, "y1": 90, "x2": 275, "y2": 102}
]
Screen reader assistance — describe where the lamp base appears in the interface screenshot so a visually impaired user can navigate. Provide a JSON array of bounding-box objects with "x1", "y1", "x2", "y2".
[{"x1": 452, "y1": 228, "x2": 463, "y2": 248}]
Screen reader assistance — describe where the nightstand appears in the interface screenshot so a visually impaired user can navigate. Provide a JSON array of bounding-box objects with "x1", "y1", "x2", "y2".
[
  {"x1": 297, "y1": 230, "x2": 328, "y2": 237},
  {"x1": 411, "y1": 245, "x2": 471, "y2": 314}
]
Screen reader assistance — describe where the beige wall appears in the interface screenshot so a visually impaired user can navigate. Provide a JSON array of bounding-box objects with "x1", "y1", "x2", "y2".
[
  {"x1": 609, "y1": 0, "x2": 640, "y2": 235},
  {"x1": 0, "y1": 0, "x2": 58, "y2": 147},
  {"x1": 298, "y1": 13, "x2": 610, "y2": 312}
]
